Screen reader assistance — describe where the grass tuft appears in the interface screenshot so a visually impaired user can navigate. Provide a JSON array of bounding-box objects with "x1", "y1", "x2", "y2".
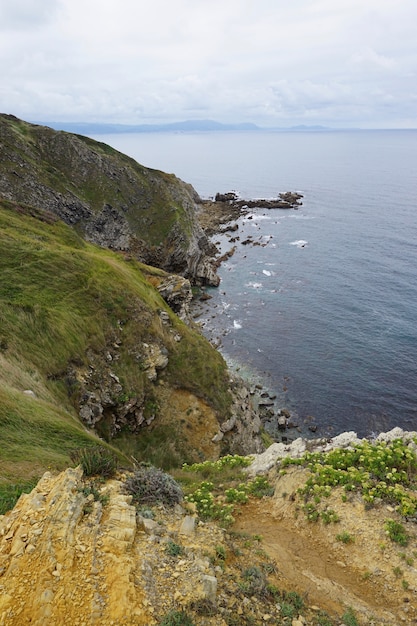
[{"x1": 71, "y1": 446, "x2": 118, "y2": 477}]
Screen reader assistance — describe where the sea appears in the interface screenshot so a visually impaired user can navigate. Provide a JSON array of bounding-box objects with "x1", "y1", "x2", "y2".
[{"x1": 90, "y1": 130, "x2": 417, "y2": 438}]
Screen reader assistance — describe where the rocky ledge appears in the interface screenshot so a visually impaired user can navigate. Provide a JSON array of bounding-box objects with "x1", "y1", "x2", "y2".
[
  {"x1": 246, "y1": 426, "x2": 417, "y2": 476},
  {"x1": 214, "y1": 191, "x2": 303, "y2": 210}
]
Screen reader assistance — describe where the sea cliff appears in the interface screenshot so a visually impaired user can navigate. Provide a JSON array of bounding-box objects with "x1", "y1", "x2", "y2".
[{"x1": 0, "y1": 113, "x2": 219, "y2": 286}]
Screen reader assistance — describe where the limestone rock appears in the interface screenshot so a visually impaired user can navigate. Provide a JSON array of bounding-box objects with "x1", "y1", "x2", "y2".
[
  {"x1": 201, "y1": 574, "x2": 218, "y2": 603},
  {"x1": 155, "y1": 274, "x2": 193, "y2": 321},
  {"x1": 179, "y1": 515, "x2": 196, "y2": 536},
  {"x1": 142, "y1": 343, "x2": 169, "y2": 381},
  {"x1": 0, "y1": 468, "x2": 229, "y2": 625}
]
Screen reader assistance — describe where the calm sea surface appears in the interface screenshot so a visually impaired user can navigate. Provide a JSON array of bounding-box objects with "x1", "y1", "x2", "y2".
[{"x1": 91, "y1": 130, "x2": 417, "y2": 437}]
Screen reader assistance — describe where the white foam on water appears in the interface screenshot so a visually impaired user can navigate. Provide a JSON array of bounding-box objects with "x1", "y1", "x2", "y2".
[
  {"x1": 233, "y1": 320, "x2": 242, "y2": 329},
  {"x1": 246, "y1": 281, "x2": 263, "y2": 289},
  {"x1": 290, "y1": 239, "x2": 308, "y2": 248},
  {"x1": 262, "y1": 270, "x2": 272, "y2": 276}
]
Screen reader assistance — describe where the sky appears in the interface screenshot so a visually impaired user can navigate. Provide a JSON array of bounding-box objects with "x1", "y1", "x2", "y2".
[{"x1": 1, "y1": 0, "x2": 416, "y2": 129}]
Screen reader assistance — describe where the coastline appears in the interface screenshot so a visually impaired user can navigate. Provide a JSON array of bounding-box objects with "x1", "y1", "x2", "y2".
[{"x1": 194, "y1": 194, "x2": 317, "y2": 444}]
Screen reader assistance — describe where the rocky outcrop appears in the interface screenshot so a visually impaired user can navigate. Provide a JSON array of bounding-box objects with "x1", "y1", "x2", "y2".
[
  {"x1": 214, "y1": 190, "x2": 303, "y2": 209},
  {"x1": 245, "y1": 426, "x2": 417, "y2": 477},
  {"x1": 153, "y1": 274, "x2": 194, "y2": 321},
  {"x1": 0, "y1": 468, "x2": 229, "y2": 625},
  {"x1": 213, "y1": 376, "x2": 264, "y2": 455},
  {"x1": 0, "y1": 114, "x2": 219, "y2": 285}
]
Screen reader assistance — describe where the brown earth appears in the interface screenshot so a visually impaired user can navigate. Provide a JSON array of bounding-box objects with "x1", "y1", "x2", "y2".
[{"x1": 235, "y1": 466, "x2": 417, "y2": 625}]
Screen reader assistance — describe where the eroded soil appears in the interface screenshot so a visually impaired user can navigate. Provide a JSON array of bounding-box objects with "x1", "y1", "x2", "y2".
[{"x1": 235, "y1": 467, "x2": 417, "y2": 624}]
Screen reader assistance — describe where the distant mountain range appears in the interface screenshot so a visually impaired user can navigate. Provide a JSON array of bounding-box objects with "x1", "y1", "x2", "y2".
[{"x1": 34, "y1": 119, "x2": 331, "y2": 134}]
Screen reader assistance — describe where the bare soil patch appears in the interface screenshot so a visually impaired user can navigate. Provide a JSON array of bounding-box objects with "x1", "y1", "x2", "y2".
[{"x1": 234, "y1": 467, "x2": 417, "y2": 624}]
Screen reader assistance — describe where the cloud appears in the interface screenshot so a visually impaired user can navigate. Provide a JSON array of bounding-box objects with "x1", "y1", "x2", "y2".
[
  {"x1": 350, "y1": 48, "x2": 397, "y2": 71},
  {"x1": 0, "y1": 0, "x2": 61, "y2": 30},
  {"x1": 1, "y1": 0, "x2": 416, "y2": 127}
]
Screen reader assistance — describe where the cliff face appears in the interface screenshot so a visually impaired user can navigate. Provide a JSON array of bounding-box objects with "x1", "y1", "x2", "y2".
[
  {"x1": 0, "y1": 198, "x2": 263, "y2": 481},
  {"x1": 0, "y1": 468, "x2": 282, "y2": 626},
  {"x1": 0, "y1": 114, "x2": 218, "y2": 285}
]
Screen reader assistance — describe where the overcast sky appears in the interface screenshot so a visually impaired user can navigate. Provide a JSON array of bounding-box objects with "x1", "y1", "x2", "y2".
[{"x1": 1, "y1": 0, "x2": 416, "y2": 128}]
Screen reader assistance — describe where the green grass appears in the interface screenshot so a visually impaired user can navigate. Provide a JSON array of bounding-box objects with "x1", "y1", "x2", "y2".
[
  {"x1": 0, "y1": 384, "x2": 103, "y2": 476},
  {"x1": 0, "y1": 200, "x2": 233, "y2": 483},
  {"x1": 0, "y1": 480, "x2": 39, "y2": 515},
  {"x1": 336, "y1": 531, "x2": 355, "y2": 544},
  {"x1": 159, "y1": 611, "x2": 195, "y2": 626},
  {"x1": 340, "y1": 607, "x2": 359, "y2": 626},
  {"x1": 1, "y1": 115, "x2": 196, "y2": 249},
  {"x1": 1, "y1": 204, "x2": 231, "y2": 415}
]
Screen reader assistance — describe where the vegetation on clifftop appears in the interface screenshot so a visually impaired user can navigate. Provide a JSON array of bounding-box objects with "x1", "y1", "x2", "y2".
[
  {"x1": 280, "y1": 437, "x2": 417, "y2": 520},
  {"x1": 0, "y1": 114, "x2": 210, "y2": 277}
]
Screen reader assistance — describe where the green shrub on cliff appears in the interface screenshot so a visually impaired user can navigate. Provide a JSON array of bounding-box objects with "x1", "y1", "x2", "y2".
[
  {"x1": 124, "y1": 465, "x2": 183, "y2": 507},
  {"x1": 179, "y1": 455, "x2": 273, "y2": 526},
  {"x1": 280, "y1": 438, "x2": 417, "y2": 519}
]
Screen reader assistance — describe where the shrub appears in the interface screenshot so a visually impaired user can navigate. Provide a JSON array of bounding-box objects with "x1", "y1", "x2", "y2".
[
  {"x1": 280, "y1": 437, "x2": 417, "y2": 521},
  {"x1": 188, "y1": 598, "x2": 217, "y2": 616},
  {"x1": 184, "y1": 481, "x2": 235, "y2": 526},
  {"x1": 282, "y1": 590, "x2": 304, "y2": 611},
  {"x1": 385, "y1": 519, "x2": 409, "y2": 546},
  {"x1": 313, "y1": 611, "x2": 334, "y2": 626},
  {"x1": 165, "y1": 540, "x2": 184, "y2": 557},
  {"x1": 239, "y1": 566, "x2": 269, "y2": 598},
  {"x1": 320, "y1": 509, "x2": 340, "y2": 524},
  {"x1": 214, "y1": 545, "x2": 226, "y2": 561},
  {"x1": 124, "y1": 465, "x2": 183, "y2": 507},
  {"x1": 336, "y1": 531, "x2": 355, "y2": 544},
  {"x1": 247, "y1": 475, "x2": 275, "y2": 498},
  {"x1": 159, "y1": 610, "x2": 195, "y2": 626},
  {"x1": 340, "y1": 607, "x2": 359, "y2": 626},
  {"x1": 280, "y1": 602, "x2": 295, "y2": 618},
  {"x1": 71, "y1": 446, "x2": 118, "y2": 478},
  {"x1": 79, "y1": 481, "x2": 109, "y2": 514},
  {"x1": 181, "y1": 455, "x2": 273, "y2": 527}
]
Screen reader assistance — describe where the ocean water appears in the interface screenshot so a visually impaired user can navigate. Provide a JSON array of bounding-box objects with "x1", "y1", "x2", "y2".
[{"x1": 91, "y1": 130, "x2": 417, "y2": 437}]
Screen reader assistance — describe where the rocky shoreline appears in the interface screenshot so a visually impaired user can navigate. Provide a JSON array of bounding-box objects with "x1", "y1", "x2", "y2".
[
  {"x1": 195, "y1": 191, "x2": 313, "y2": 447},
  {"x1": 196, "y1": 190, "x2": 303, "y2": 236}
]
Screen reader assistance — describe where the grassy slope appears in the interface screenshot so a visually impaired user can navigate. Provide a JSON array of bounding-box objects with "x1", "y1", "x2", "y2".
[
  {"x1": 0, "y1": 200, "x2": 231, "y2": 486},
  {"x1": 0, "y1": 114, "x2": 197, "y2": 249}
]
